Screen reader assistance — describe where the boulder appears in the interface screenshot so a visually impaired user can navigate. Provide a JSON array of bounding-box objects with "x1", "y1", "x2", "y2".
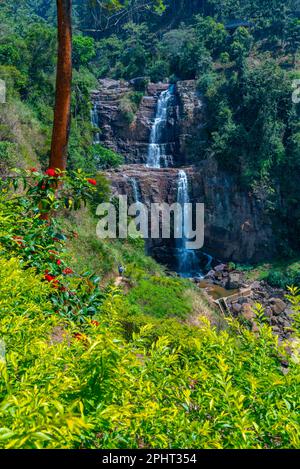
[
  {"x1": 241, "y1": 303, "x2": 256, "y2": 321},
  {"x1": 269, "y1": 298, "x2": 286, "y2": 316},
  {"x1": 214, "y1": 264, "x2": 227, "y2": 272},
  {"x1": 193, "y1": 277, "x2": 203, "y2": 284},
  {"x1": 226, "y1": 273, "x2": 242, "y2": 290},
  {"x1": 238, "y1": 297, "x2": 249, "y2": 305},
  {"x1": 215, "y1": 271, "x2": 223, "y2": 280},
  {"x1": 205, "y1": 270, "x2": 216, "y2": 279},
  {"x1": 250, "y1": 281, "x2": 261, "y2": 290},
  {"x1": 264, "y1": 307, "x2": 273, "y2": 318},
  {"x1": 232, "y1": 303, "x2": 242, "y2": 314}
]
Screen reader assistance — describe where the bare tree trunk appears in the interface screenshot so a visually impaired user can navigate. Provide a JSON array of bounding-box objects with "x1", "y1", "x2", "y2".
[{"x1": 50, "y1": 0, "x2": 72, "y2": 171}]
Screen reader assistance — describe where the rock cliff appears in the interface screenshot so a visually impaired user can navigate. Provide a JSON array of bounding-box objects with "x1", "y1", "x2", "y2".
[
  {"x1": 93, "y1": 79, "x2": 275, "y2": 267},
  {"x1": 106, "y1": 161, "x2": 275, "y2": 266},
  {"x1": 92, "y1": 79, "x2": 180, "y2": 164}
]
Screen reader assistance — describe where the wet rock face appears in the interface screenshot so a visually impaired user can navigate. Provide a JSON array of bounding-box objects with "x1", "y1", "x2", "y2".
[
  {"x1": 105, "y1": 165, "x2": 180, "y2": 268},
  {"x1": 105, "y1": 161, "x2": 275, "y2": 265},
  {"x1": 188, "y1": 158, "x2": 275, "y2": 263},
  {"x1": 91, "y1": 79, "x2": 204, "y2": 166},
  {"x1": 92, "y1": 79, "x2": 180, "y2": 165},
  {"x1": 175, "y1": 80, "x2": 206, "y2": 164},
  {"x1": 95, "y1": 78, "x2": 275, "y2": 265}
]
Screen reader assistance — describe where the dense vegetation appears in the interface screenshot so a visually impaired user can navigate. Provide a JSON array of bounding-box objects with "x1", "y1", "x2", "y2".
[
  {"x1": 0, "y1": 177, "x2": 299, "y2": 449},
  {"x1": 1, "y1": 1, "x2": 299, "y2": 252},
  {"x1": 0, "y1": 0, "x2": 300, "y2": 450}
]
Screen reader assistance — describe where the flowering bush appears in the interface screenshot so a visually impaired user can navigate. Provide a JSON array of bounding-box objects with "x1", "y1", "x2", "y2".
[
  {"x1": 0, "y1": 167, "x2": 98, "y2": 214},
  {"x1": 0, "y1": 169, "x2": 104, "y2": 321}
]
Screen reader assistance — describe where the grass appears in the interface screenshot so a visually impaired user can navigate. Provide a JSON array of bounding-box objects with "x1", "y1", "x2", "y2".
[
  {"x1": 60, "y1": 206, "x2": 223, "y2": 329},
  {"x1": 0, "y1": 97, "x2": 49, "y2": 170},
  {"x1": 60, "y1": 206, "x2": 165, "y2": 282}
]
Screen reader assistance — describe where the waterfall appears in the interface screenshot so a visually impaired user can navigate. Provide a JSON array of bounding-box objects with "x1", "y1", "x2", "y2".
[
  {"x1": 176, "y1": 170, "x2": 200, "y2": 277},
  {"x1": 146, "y1": 86, "x2": 175, "y2": 168},
  {"x1": 130, "y1": 178, "x2": 141, "y2": 203},
  {"x1": 91, "y1": 103, "x2": 100, "y2": 144}
]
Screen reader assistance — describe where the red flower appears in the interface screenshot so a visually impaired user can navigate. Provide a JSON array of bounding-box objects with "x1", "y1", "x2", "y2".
[
  {"x1": 45, "y1": 168, "x2": 58, "y2": 177},
  {"x1": 91, "y1": 320, "x2": 100, "y2": 327},
  {"x1": 63, "y1": 268, "x2": 73, "y2": 275},
  {"x1": 29, "y1": 167, "x2": 38, "y2": 173},
  {"x1": 12, "y1": 235, "x2": 25, "y2": 247},
  {"x1": 87, "y1": 178, "x2": 97, "y2": 186},
  {"x1": 41, "y1": 184, "x2": 46, "y2": 190},
  {"x1": 44, "y1": 274, "x2": 56, "y2": 282},
  {"x1": 74, "y1": 333, "x2": 85, "y2": 342},
  {"x1": 56, "y1": 259, "x2": 62, "y2": 266}
]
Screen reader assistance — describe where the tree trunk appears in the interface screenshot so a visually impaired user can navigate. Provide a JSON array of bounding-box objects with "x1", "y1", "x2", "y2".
[{"x1": 50, "y1": 0, "x2": 72, "y2": 171}]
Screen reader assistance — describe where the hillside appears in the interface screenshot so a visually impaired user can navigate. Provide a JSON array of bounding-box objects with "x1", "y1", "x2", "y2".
[{"x1": 0, "y1": 0, "x2": 300, "y2": 451}]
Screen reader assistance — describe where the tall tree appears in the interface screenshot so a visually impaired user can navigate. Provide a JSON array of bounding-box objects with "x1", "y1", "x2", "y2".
[
  {"x1": 49, "y1": 0, "x2": 166, "y2": 171},
  {"x1": 49, "y1": 0, "x2": 72, "y2": 171}
]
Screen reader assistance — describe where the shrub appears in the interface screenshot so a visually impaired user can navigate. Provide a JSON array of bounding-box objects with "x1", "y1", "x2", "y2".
[
  {"x1": 267, "y1": 270, "x2": 289, "y2": 288},
  {"x1": 73, "y1": 35, "x2": 96, "y2": 69},
  {"x1": 0, "y1": 245, "x2": 300, "y2": 448},
  {"x1": 0, "y1": 170, "x2": 104, "y2": 322},
  {"x1": 89, "y1": 145, "x2": 124, "y2": 170},
  {"x1": 148, "y1": 60, "x2": 170, "y2": 82},
  {"x1": 119, "y1": 91, "x2": 144, "y2": 124},
  {"x1": 127, "y1": 276, "x2": 193, "y2": 319},
  {"x1": 0, "y1": 65, "x2": 28, "y2": 95},
  {"x1": 0, "y1": 142, "x2": 19, "y2": 172},
  {"x1": 267, "y1": 265, "x2": 300, "y2": 289}
]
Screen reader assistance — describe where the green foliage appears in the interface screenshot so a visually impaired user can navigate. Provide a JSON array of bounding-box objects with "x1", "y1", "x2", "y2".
[
  {"x1": 267, "y1": 264, "x2": 300, "y2": 289},
  {"x1": 127, "y1": 275, "x2": 193, "y2": 319},
  {"x1": 0, "y1": 142, "x2": 19, "y2": 172},
  {"x1": 194, "y1": 15, "x2": 228, "y2": 58},
  {"x1": 0, "y1": 65, "x2": 28, "y2": 96},
  {"x1": 286, "y1": 286, "x2": 300, "y2": 335},
  {"x1": 148, "y1": 60, "x2": 170, "y2": 82},
  {"x1": 230, "y1": 27, "x2": 253, "y2": 67},
  {"x1": 0, "y1": 37, "x2": 27, "y2": 68},
  {"x1": 24, "y1": 23, "x2": 56, "y2": 81},
  {"x1": 0, "y1": 169, "x2": 105, "y2": 322},
  {"x1": 161, "y1": 26, "x2": 201, "y2": 79},
  {"x1": 89, "y1": 145, "x2": 124, "y2": 170},
  {"x1": 73, "y1": 35, "x2": 96, "y2": 69},
  {"x1": 0, "y1": 1, "x2": 300, "y2": 449},
  {"x1": 0, "y1": 253, "x2": 299, "y2": 448}
]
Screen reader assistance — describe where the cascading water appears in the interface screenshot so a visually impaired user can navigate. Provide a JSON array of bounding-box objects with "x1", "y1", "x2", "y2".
[
  {"x1": 91, "y1": 103, "x2": 100, "y2": 144},
  {"x1": 176, "y1": 170, "x2": 200, "y2": 277},
  {"x1": 130, "y1": 178, "x2": 141, "y2": 203},
  {"x1": 146, "y1": 86, "x2": 175, "y2": 168}
]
